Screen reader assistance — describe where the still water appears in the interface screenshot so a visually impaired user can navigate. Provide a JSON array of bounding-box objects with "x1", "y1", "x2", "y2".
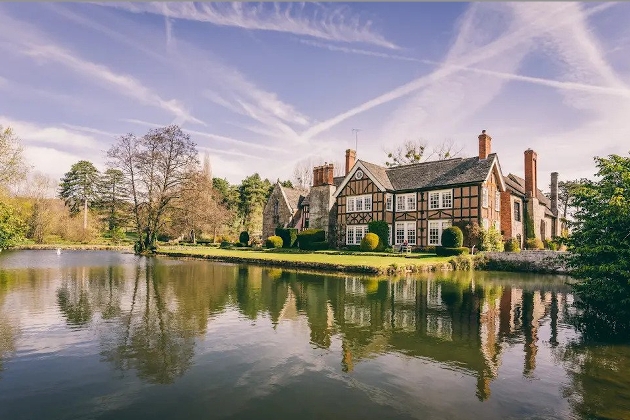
[{"x1": 0, "y1": 250, "x2": 629, "y2": 420}]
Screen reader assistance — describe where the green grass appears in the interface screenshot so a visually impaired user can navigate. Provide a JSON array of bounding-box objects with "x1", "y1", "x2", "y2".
[{"x1": 157, "y1": 246, "x2": 453, "y2": 273}]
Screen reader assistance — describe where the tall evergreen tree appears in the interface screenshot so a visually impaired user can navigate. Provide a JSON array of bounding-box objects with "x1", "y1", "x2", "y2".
[
  {"x1": 58, "y1": 160, "x2": 100, "y2": 230},
  {"x1": 96, "y1": 168, "x2": 129, "y2": 231}
]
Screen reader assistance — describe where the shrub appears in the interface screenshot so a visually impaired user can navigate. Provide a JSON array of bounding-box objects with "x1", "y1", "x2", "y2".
[
  {"x1": 234, "y1": 242, "x2": 245, "y2": 247},
  {"x1": 297, "y1": 228, "x2": 326, "y2": 250},
  {"x1": 265, "y1": 235, "x2": 283, "y2": 249},
  {"x1": 367, "y1": 220, "x2": 389, "y2": 250},
  {"x1": 220, "y1": 241, "x2": 232, "y2": 249},
  {"x1": 239, "y1": 231, "x2": 250, "y2": 246},
  {"x1": 525, "y1": 238, "x2": 544, "y2": 250},
  {"x1": 436, "y1": 247, "x2": 470, "y2": 257},
  {"x1": 454, "y1": 221, "x2": 482, "y2": 248},
  {"x1": 450, "y1": 255, "x2": 473, "y2": 270},
  {"x1": 360, "y1": 233, "x2": 380, "y2": 251},
  {"x1": 275, "y1": 228, "x2": 298, "y2": 248},
  {"x1": 544, "y1": 239, "x2": 559, "y2": 251},
  {"x1": 479, "y1": 226, "x2": 504, "y2": 252},
  {"x1": 441, "y1": 226, "x2": 463, "y2": 248},
  {"x1": 418, "y1": 246, "x2": 436, "y2": 253},
  {"x1": 504, "y1": 238, "x2": 521, "y2": 252}
]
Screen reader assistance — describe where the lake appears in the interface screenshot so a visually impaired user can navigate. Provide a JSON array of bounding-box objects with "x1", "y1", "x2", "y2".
[{"x1": 0, "y1": 250, "x2": 629, "y2": 420}]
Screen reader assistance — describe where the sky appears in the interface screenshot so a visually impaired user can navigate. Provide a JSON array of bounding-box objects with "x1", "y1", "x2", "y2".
[{"x1": 1, "y1": 2, "x2": 629, "y2": 190}]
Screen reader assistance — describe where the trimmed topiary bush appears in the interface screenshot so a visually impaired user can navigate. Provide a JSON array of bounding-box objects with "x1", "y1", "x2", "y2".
[
  {"x1": 309, "y1": 241, "x2": 329, "y2": 251},
  {"x1": 265, "y1": 235, "x2": 283, "y2": 249},
  {"x1": 367, "y1": 220, "x2": 389, "y2": 250},
  {"x1": 441, "y1": 226, "x2": 463, "y2": 248},
  {"x1": 275, "y1": 227, "x2": 298, "y2": 248},
  {"x1": 436, "y1": 246, "x2": 470, "y2": 257},
  {"x1": 360, "y1": 233, "x2": 380, "y2": 252},
  {"x1": 525, "y1": 238, "x2": 544, "y2": 250},
  {"x1": 504, "y1": 238, "x2": 521, "y2": 252},
  {"x1": 297, "y1": 228, "x2": 326, "y2": 250},
  {"x1": 239, "y1": 231, "x2": 250, "y2": 246}
]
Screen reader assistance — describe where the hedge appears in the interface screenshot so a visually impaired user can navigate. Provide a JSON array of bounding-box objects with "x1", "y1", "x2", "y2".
[
  {"x1": 239, "y1": 231, "x2": 250, "y2": 245},
  {"x1": 265, "y1": 236, "x2": 284, "y2": 249},
  {"x1": 275, "y1": 227, "x2": 298, "y2": 248},
  {"x1": 309, "y1": 241, "x2": 329, "y2": 251},
  {"x1": 436, "y1": 246, "x2": 470, "y2": 257},
  {"x1": 297, "y1": 228, "x2": 326, "y2": 250}
]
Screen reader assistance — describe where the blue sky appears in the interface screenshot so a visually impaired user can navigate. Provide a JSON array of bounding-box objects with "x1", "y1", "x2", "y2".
[{"x1": 1, "y1": 2, "x2": 629, "y2": 188}]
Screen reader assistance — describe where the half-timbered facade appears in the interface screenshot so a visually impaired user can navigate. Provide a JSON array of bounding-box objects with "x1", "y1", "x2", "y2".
[{"x1": 333, "y1": 133, "x2": 506, "y2": 248}]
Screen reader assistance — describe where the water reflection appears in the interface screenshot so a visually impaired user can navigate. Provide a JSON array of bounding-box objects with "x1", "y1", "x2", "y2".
[{"x1": 0, "y1": 251, "x2": 628, "y2": 419}]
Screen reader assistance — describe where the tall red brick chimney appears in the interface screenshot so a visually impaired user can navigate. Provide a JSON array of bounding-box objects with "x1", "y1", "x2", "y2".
[
  {"x1": 325, "y1": 163, "x2": 334, "y2": 185},
  {"x1": 345, "y1": 149, "x2": 356, "y2": 175},
  {"x1": 478, "y1": 130, "x2": 491, "y2": 159},
  {"x1": 524, "y1": 149, "x2": 538, "y2": 197}
]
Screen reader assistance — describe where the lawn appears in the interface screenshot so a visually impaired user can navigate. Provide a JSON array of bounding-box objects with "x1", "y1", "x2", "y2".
[{"x1": 157, "y1": 246, "x2": 455, "y2": 274}]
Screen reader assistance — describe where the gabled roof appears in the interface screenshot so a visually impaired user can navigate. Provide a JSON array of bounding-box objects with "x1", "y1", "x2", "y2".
[
  {"x1": 506, "y1": 173, "x2": 553, "y2": 212},
  {"x1": 334, "y1": 153, "x2": 503, "y2": 197},
  {"x1": 386, "y1": 154, "x2": 500, "y2": 191},
  {"x1": 279, "y1": 184, "x2": 309, "y2": 213}
]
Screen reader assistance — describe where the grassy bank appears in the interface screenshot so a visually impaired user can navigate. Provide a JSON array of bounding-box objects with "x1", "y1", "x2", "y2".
[{"x1": 156, "y1": 246, "x2": 466, "y2": 275}]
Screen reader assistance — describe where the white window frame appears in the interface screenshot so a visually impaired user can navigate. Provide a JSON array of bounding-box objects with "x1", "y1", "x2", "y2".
[
  {"x1": 429, "y1": 189, "x2": 453, "y2": 210},
  {"x1": 395, "y1": 193, "x2": 416, "y2": 212},
  {"x1": 482, "y1": 187, "x2": 489, "y2": 208},
  {"x1": 394, "y1": 221, "x2": 417, "y2": 245},
  {"x1": 493, "y1": 220, "x2": 500, "y2": 231},
  {"x1": 346, "y1": 195, "x2": 372, "y2": 213},
  {"x1": 346, "y1": 225, "x2": 368, "y2": 245},
  {"x1": 386, "y1": 194, "x2": 393, "y2": 211},
  {"x1": 388, "y1": 224, "x2": 392, "y2": 246},
  {"x1": 427, "y1": 220, "x2": 452, "y2": 246},
  {"x1": 495, "y1": 191, "x2": 500, "y2": 211},
  {"x1": 483, "y1": 218, "x2": 490, "y2": 230}
]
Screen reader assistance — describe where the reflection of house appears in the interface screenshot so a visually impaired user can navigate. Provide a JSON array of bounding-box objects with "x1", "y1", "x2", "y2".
[{"x1": 263, "y1": 130, "x2": 562, "y2": 247}]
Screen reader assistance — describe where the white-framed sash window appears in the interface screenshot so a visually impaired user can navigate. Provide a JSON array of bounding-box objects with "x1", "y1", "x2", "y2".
[
  {"x1": 386, "y1": 194, "x2": 393, "y2": 211},
  {"x1": 394, "y1": 221, "x2": 417, "y2": 245},
  {"x1": 427, "y1": 219, "x2": 452, "y2": 246},
  {"x1": 495, "y1": 191, "x2": 500, "y2": 211},
  {"x1": 395, "y1": 193, "x2": 416, "y2": 212},
  {"x1": 346, "y1": 225, "x2": 368, "y2": 245},
  {"x1": 428, "y1": 189, "x2": 453, "y2": 210},
  {"x1": 346, "y1": 195, "x2": 372, "y2": 213},
  {"x1": 482, "y1": 187, "x2": 489, "y2": 208}
]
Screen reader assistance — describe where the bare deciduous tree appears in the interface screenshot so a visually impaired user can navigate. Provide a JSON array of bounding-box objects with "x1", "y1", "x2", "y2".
[
  {"x1": 293, "y1": 157, "x2": 345, "y2": 188},
  {"x1": 107, "y1": 125, "x2": 199, "y2": 253},
  {"x1": 0, "y1": 125, "x2": 29, "y2": 190},
  {"x1": 384, "y1": 138, "x2": 464, "y2": 167}
]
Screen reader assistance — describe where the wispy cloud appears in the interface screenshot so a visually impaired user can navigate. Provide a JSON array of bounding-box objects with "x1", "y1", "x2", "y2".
[
  {"x1": 0, "y1": 11, "x2": 204, "y2": 126},
  {"x1": 301, "y1": 2, "x2": 620, "y2": 141},
  {"x1": 61, "y1": 124, "x2": 120, "y2": 138},
  {"x1": 298, "y1": 39, "x2": 423, "y2": 63},
  {"x1": 94, "y1": 2, "x2": 398, "y2": 49},
  {"x1": 0, "y1": 116, "x2": 101, "y2": 151}
]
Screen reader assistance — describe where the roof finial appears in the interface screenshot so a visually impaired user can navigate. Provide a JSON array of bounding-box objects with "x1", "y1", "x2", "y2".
[{"x1": 481, "y1": 129, "x2": 486, "y2": 134}]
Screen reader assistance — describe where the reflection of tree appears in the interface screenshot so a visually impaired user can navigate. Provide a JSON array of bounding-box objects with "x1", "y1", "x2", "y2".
[
  {"x1": 101, "y1": 261, "x2": 195, "y2": 384},
  {"x1": 0, "y1": 318, "x2": 17, "y2": 377},
  {"x1": 561, "y1": 343, "x2": 630, "y2": 419},
  {"x1": 56, "y1": 271, "x2": 93, "y2": 327}
]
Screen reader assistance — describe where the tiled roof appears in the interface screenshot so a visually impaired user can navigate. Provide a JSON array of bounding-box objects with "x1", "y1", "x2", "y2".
[
  {"x1": 357, "y1": 154, "x2": 497, "y2": 191},
  {"x1": 333, "y1": 176, "x2": 345, "y2": 187},
  {"x1": 506, "y1": 173, "x2": 553, "y2": 211},
  {"x1": 281, "y1": 185, "x2": 309, "y2": 212}
]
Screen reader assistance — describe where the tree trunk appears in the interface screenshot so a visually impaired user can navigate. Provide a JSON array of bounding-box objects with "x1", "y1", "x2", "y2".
[{"x1": 83, "y1": 197, "x2": 88, "y2": 230}]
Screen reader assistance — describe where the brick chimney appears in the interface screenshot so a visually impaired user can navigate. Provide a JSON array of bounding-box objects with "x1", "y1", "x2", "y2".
[
  {"x1": 325, "y1": 163, "x2": 334, "y2": 185},
  {"x1": 550, "y1": 172, "x2": 559, "y2": 216},
  {"x1": 478, "y1": 130, "x2": 491, "y2": 159},
  {"x1": 345, "y1": 149, "x2": 356, "y2": 175},
  {"x1": 524, "y1": 149, "x2": 538, "y2": 197},
  {"x1": 312, "y1": 166, "x2": 321, "y2": 187}
]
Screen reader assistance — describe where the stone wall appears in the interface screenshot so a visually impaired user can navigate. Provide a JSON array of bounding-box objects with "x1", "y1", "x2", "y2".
[
  {"x1": 482, "y1": 250, "x2": 569, "y2": 274},
  {"x1": 262, "y1": 185, "x2": 294, "y2": 240},
  {"x1": 309, "y1": 184, "x2": 336, "y2": 238}
]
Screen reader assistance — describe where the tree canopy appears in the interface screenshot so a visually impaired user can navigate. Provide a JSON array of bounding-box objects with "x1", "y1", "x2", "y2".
[
  {"x1": 566, "y1": 152, "x2": 630, "y2": 339},
  {"x1": 384, "y1": 139, "x2": 463, "y2": 167}
]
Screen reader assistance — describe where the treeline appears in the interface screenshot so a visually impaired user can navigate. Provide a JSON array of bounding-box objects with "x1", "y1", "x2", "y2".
[{"x1": 0, "y1": 124, "x2": 291, "y2": 250}]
